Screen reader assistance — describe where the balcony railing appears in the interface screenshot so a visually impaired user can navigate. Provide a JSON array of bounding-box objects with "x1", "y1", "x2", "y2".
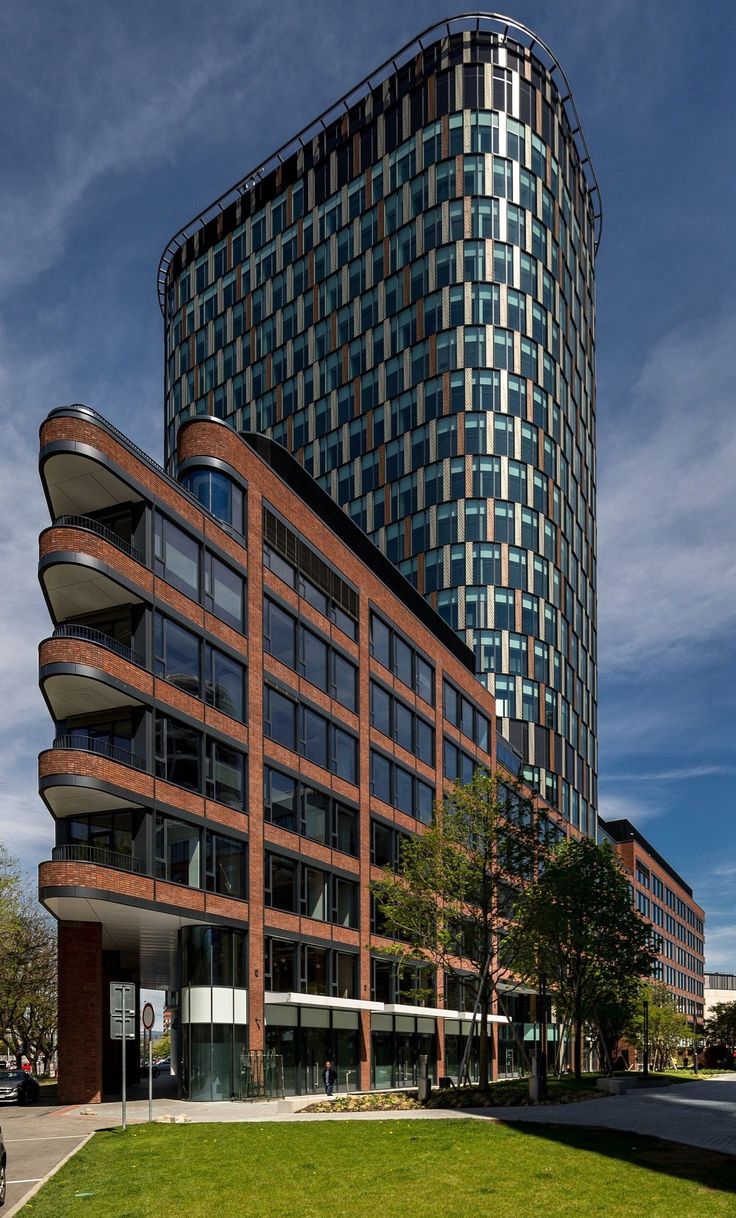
[
  {"x1": 52, "y1": 514, "x2": 144, "y2": 564},
  {"x1": 52, "y1": 734, "x2": 146, "y2": 771},
  {"x1": 51, "y1": 843, "x2": 145, "y2": 874},
  {"x1": 51, "y1": 623, "x2": 145, "y2": 668}
]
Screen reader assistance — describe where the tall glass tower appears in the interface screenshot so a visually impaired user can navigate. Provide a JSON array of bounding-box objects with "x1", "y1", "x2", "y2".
[{"x1": 159, "y1": 14, "x2": 600, "y2": 834}]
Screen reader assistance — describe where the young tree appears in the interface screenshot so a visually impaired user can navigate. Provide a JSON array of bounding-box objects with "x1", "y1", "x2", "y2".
[
  {"x1": 627, "y1": 982, "x2": 692, "y2": 1071},
  {"x1": 0, "y1": 844, "x2": 58, "y2": 1072},
  {"x1": 508, "y1": 838, "x2": 657, "y2": 1078},
  {"x1": 372, "y1": 769, "x2": 543, "y2": 1090},
  {"x1": 704, "y1": 1001, "x2": 736, "y2": 1058}
]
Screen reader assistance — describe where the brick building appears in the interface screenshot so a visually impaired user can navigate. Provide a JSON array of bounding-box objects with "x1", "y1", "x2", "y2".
[
  {"x1": 38, "y1": 404, "x2": 564, "y2": 1103},
  {"x1": 600, "y1": 819, "x2": 705, "y2": 1030}
]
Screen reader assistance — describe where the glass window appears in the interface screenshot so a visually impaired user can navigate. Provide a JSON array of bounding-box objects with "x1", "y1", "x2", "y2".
[
  {"x1": 265, "y1": 686, "x2": 296, "y2": 750},
  {"x1": 302, "y1": 628, "x2": 329, "y2": 691},
  {"x1": 303, "y1": 787, "x2": 329, "y2": 843},
  {"x1": 205, "y1": 645, "x2": 245, "y2": 721},
  {"x1": 333, "y1": 727, "x2": 357, "y2": 784},
  {"x1": 206, "y1": 832, "x2": 246, "y2": 899},
  {"x1": 302, "y1": 706, "x2": 328, "y2": 768},
  {"x1": 181, "y1": 468, "x2": 245, "y2": 536},
  {"x1": 371, "y1": 751, "x2": 391, "y2": 803},
  {"x1": 335, "y1": 804, "x2": 358, "y2": 855},
  {"x1": 207, "y1": 555, "x2": 245, "y2": 632},
  {"x1": 155, "y1": 715, "x2": 201, "y2": 792},
  {"x1": 268, "y1": 938, "x2": 296, "y2": 991},
  {"x1": 332, "y1": 651, "x2": 357, "y2": 712},
  {"x1": 267, "y1": 853, "x2": 296, "y2": 912},
  {"x1": 155, "y1": 515, "x2": 200, "y2": 601},
  {"x1": 206, "y1": 740, "x2": 245, "y2": 808},
  {"x1": 371, "y1": 683, "x2": 392, "y2": 736},
  {"x1": 155, "y1": 615, "x2": 200, "y2": 696},
  {"x1": 370, "y1": 615, "x2": 391, "y2": 667},
  {"x1": 155, "y1": 813, "x2": 201, "y2": 887},
  {"x1": 264, "y1": 598, "x2": 296, "y2": 666},
  {"x1": 265, "y1": 767, "x2": 297, "y2": 832}
]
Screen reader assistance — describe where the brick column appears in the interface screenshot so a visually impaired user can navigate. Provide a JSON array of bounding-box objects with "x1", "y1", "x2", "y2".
[{"x1": 58, "y1": 921, "x2": 103, "y2": 1104}]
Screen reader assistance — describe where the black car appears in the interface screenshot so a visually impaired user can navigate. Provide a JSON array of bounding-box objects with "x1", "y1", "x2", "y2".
[
  {"x1": 0, "y1": 1122, "x2": 6, "y2": 1207},
  {"x1": 0, "y1": 1071, "x2": 40, "y2": 1106}
]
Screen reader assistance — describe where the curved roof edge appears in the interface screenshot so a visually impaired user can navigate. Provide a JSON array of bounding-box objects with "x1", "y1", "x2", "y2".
[{"x1": 156, "y1": 11, "x2": 602, "y2": 314}]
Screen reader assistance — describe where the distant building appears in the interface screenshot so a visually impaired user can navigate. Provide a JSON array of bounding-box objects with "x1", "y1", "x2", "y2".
[
  {"x1": 159, "y1": 13, "x2": 601, "y2": 836},
  {"x1": 704, "y1": 973, "x2": 736, "y2": 1019},
  {"x1": 599, "y1": 818, "x2": 705, "y2": 1029}
]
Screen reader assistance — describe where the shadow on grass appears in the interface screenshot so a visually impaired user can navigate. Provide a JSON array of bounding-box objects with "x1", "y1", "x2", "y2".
[{"x1": 489, "y1": 1121, "x2": 736, "y2": 1197}]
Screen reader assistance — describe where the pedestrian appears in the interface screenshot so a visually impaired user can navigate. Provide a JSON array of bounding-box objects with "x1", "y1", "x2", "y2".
[{"x1": 323, "y1": 1059, "x2": 337, "y2": 1098}]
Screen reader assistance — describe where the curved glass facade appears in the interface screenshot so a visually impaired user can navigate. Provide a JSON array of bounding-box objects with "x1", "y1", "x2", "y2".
[
  {"x1": 179, "y1": 466, "x2": 246, "y2": 536},
  {"x1": 163, "y1": 23, "x2": 598, "y2": 833},
  {"x1": 179, "y1": 925, "x2": 247, "y2": 1100}
]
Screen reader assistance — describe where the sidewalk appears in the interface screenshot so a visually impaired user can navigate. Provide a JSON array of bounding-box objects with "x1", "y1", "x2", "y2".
[
  {"x1": 59, "y1": 1095, "x2": 470, "y2": 1126},
  {"x1": 466, "y1": 1073, "x2": 736, "y2": 1156}
]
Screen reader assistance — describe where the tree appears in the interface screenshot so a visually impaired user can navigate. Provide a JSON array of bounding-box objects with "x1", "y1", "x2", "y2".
[
  {"x1": 372, "y1": 769, "x2": 543, "y2": 1090},
  {"x1": 0, "y1": 844, "x2": 58, "y2": 1073},
  {"x1": 704, "y1": 1001, "x2": 736, "y2": 1058},
  {"x1": 508, "y1": 838, "x2": 657, "y2": 1078},
  {"x1": 627, "y1": 982, "x2": 692, "y2": 1071},
  {"x1": 153, "y1": 1032, "x2": 171, "y2": 1062}
]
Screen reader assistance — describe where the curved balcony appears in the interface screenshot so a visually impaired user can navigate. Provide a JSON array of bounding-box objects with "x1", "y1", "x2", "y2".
[
  {"x1": 51, "y1": 842, "x2": 145, "y2": 874},
  {"x1": 51, "y1": 734, "x2": 146, "y2": 771},
  {"x1": 39, "y1": 525, "x2": 149, "y2": 621},
  {"x1": 52, "y1": 514, "x2": 144, "y2": 564},
  {"x1": 40, "y1": 440, "x2": 144, "y2": 524},
  {"x1": 40, "y1": 635, "x2": 151, "y2": 720},
  {"x1": 52, "y1": 623, "x2": 145, "y2": 668}
]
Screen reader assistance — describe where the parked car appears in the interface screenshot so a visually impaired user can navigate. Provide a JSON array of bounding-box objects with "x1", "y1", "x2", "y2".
[
  {"x1": 0, "y1": 1070, "x2": 40, "y2": 1105},
  {"x1": 153, "y1": 1057, "x2": 171, "y2": 1075},
  {"x1": 0, "y1": 1123, "x2": 6, "y2": 1207}
]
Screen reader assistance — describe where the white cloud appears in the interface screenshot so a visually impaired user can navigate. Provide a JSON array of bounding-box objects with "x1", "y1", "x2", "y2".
[
  {"x1": 598, "y1": 310, "x2": 736, "y2": 674},
  {"x1": 611, "y1": 765, "x2": 735, "y2": 782},
  {"x1": 597, "y1": 792, "x2": 665, "y2": 826}
]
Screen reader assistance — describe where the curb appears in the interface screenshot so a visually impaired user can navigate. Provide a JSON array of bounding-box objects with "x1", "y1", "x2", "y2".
[{"x1": 4, "y1": 1132, "x2": 95, "y2": 1217}]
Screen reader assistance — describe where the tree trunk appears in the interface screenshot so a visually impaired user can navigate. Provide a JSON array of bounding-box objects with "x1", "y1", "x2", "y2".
[
  {"x1": 479, "y1": 987, "x2": 490, "y2": 1091},
  {"x1": 573, "y1": 1020, "x2": 583, "y2": 1079}
]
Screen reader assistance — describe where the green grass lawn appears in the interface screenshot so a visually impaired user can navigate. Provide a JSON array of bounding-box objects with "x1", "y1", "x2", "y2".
[{"x1": 23, "y1": 1120, "x2": 736, "y2": 1218}]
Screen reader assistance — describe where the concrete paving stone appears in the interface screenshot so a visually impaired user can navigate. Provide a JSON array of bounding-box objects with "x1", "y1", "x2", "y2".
[{"x1": 465, "y1": 1073, "x2": 736, "y2": 1156}]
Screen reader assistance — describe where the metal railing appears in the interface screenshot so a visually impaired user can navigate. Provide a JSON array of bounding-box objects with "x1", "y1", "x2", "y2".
[
  {"x1": 51, "y1": 623, "x2": 145, "y2": 668},
  {"x1": 52, "y1": 514, "x2": 144, "y2": 564},
  {"x1": 51, "y1": 734, "x2": 145, "y2": 771},
  {"x1": 51, "y1": 843, "x2": 144, "y2": 874}
]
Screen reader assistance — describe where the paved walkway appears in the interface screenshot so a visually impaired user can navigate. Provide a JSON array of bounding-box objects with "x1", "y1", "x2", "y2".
[{"x1": 467, "y1": 1074, "x2": 736, "y2": 1156}]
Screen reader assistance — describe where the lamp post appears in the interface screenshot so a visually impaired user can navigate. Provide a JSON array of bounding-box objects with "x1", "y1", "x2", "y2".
[
  {"x1": 692, "y1": 1020, "x2": 699, "y2": 1075},
  {"x1": 538, "y1": 973, "x2": 548, "y2": 1100},
  {"x1": 642, "y1": 998, "x2": 649, "y2": 1078}
]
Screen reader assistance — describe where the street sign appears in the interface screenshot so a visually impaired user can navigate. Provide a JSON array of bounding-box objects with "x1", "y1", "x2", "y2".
[
  {"x1": 110, "y1": 982, "x2": 136, "y2": 1133},
  {"x1": 142, "y1": 1002, "x2": 155, "y2": 1032},
  {"x1": 110, "y1": 982, "x2": 136, "y2": 1041}
]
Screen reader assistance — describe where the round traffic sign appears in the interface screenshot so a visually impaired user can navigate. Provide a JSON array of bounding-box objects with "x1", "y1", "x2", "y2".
[{"x1": 142, "y1": 1002, "x2": 155, "y2": 1031}]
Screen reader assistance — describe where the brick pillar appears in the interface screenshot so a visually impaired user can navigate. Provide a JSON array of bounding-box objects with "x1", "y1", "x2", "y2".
[{"x1": 58, "y1": 921, "x2": 103, "y2": 1104}]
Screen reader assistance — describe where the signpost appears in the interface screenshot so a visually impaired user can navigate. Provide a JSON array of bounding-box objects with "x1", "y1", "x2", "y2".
[
  {"x1": 110, "y1": 982, "x2": 136, "y2": 1131},
  {"x1": 142, "y1": 1001, "x2": 155, "y2": 1123}
]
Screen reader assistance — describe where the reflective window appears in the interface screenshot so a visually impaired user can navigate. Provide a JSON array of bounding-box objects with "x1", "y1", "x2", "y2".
[
  {"x1": 206, "y1": 831, "x2": 247, "y2": 898},
  {"x1": 181, "y1": 468, "x2": 246, "y2": 536},
  {"x1": 154, "y1": 615, "x2": 200, "y2": 696},
  {"x1": 155, "y1": 813, "x2": 201, "y2": 887},
  {"x1": 206, "y1": 739, "x2": 246, "y2": 808},
  {"x1": 154, "y1": 515, "x2": 200, "y2": 601},
  {"x1": 205, "y1": 554, "x2": 245, "y2": 632}
]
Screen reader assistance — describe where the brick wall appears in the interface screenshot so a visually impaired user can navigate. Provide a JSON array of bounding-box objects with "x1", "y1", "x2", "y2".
[{"x1": 57, "y1": 921, "x2": 103, "y2": 1104}]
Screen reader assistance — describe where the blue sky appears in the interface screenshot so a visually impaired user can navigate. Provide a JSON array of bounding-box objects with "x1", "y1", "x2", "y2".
[{"x1": 1, "y1": 0, "x2": 734, "y2": 967}]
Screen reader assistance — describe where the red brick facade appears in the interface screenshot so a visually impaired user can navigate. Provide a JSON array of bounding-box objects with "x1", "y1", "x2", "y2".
[{"x1": 38, "y1": 407, "x2": 564, "y2": 1099}]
